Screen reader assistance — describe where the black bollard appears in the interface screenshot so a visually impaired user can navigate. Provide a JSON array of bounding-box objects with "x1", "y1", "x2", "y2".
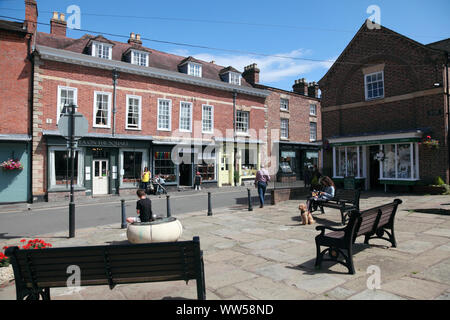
[
  {"x1": 207, "y1": 192, "x2": 212, "y2": 216},
  {"x1": 247, "y1": 188, "x2": 253, "y2": 211},
  {"x1": 166, "y1": 195, "x2": 171, "y2": 217},
  {"x1": 121, "y1": 199, "x2": 127, "y2": 229}
]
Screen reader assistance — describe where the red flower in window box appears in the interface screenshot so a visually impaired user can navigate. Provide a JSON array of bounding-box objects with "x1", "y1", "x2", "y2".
[
  {"x1": 422, "y1": 136, "x2": 439, "y2": 149},
  {"x1": 1, "y1": 158, "x2": 24, "y2": 171}
]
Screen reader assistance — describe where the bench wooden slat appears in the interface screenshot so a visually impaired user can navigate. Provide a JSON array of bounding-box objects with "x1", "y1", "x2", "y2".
[{"x1": 6, "y1": 236, "x2": 206, "y2": 300}]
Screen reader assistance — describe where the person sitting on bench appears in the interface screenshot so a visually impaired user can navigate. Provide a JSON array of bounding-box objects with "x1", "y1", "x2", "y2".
[
  {"x1": 303, "y1": 176, "x2": 335, "y2": 224},
  {"x1": 126, "y1": 189, "x2": 154, "y2": 223}
]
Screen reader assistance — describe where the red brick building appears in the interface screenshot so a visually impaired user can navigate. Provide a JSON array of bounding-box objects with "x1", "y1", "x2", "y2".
[
  {"x1": 319, "y1": 22, "x2": 449, "y2": 191},
  {"x1": 0, "y1": 2, "x2": 35, "y2": 203},
  {"x1": 8, "y1": 1, "x2": 270, "y2": 201},
  {"x1": 242, "y1": 64, "x2": 322, "y2": 182}
]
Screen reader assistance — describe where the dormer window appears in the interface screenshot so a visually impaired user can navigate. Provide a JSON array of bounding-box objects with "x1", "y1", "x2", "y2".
[
  {"x1": 92, "y1": 41, "x2": 112, "y2": 60},
  {"x1": 229, "y1": 72, "x2": 241, "y2": 85},
  {"x1": 131, "y1": 50, "x2": 148, "y2": 67},
  {"x1": 188, "y1": 63, "x2": 202, "y2": 77}
]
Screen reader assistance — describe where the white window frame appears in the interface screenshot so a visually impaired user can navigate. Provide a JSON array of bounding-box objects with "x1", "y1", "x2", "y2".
[
  {"x1": 93, "y1": 91, "x2": 112, "y2": 128},
  {"x1": 236, "y1": 110, "x2": 249, "y2": 134},
  {"x1": 157, "y1": 98, "x2": 172, "y2": 131},
  {"x1": 364, "y1": 71, "x2": 384, "y2": 100},
  {"x1": 91, "y1": 41, "x2": 112, "y2": 60},
  {"x1": 280, "y1": 118, "x2": 289, "y2": 139},
  {"x1": 310, "y1": 122, "x2": 317, "y2": 142},
  {"x1": 280, "y1": 98, "x2": 289, "y2": 111},
  {"x1": 309, "y1": 104, "x2": 317, "y2": 116},
  {"x1": 228, "y1": 72, "x2": 241, "y2": 85},
  {"x1": 332, "y1": 146, "x2": 366, "y2": 179},
  {"x1": 48, "y1": 146, "x2": 84, "y2": 189},
  {"x1": 131, "y1": 50, "x2": 149, "y2": 67},
  {"x1": 188, "y1": 63, "x2": 202, "y2": 77},
  {"x1": 202, "y1": 104, "x2": 214, "y2": 134},
  {"x1": 125, "y1": 95, "x2": 142, "y2": 130},
  {"x1": 57, "y1": 86, "x2": 78, "y2": 124},
  {"x1": 179, "y1": 101, "x2": 193, "y2": 133},
  {"x1": 379, "y1": 142, "x2": 419, "y2": 181}
]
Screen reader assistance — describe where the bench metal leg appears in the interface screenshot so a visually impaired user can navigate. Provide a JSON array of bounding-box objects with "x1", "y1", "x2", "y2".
[{"x1": 315, "y1": 244, "x2": 323, "y2": 269}]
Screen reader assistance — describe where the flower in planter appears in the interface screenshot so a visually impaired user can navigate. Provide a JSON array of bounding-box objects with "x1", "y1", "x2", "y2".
[
  {"x1": 1, "y1": 239, "x2": 53, "y2": 268},
  {"x1": 0, "y1": 158, "x2": 24, "y2": 171},
  {"x1": 421, "y1": 136, "x2": 439, "y2": 149}
]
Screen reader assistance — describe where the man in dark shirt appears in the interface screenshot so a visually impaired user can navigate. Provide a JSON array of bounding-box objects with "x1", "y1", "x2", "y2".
[{"x1": 126, "y1": 189, "x2": 153, "y2": 223}]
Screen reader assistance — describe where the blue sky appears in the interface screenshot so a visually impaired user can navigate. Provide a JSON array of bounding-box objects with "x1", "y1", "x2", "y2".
[{"x1": 1, "y1": 0, "x2": 449, "y2": 90}]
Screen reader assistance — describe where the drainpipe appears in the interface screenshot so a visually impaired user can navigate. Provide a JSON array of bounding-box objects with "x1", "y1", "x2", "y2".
[
  {"x1": 28, "y1": 33, "x2": 34, "y2": 203},
  {"x1": 112, "y1": 68, "x2": 119, "y2": 137},
  {"x1": 446, "y1": 53, "x2": 450, "y2": 183},
  {"x1": 232, "y1": 90, "x2": 237, "y2": 185}
]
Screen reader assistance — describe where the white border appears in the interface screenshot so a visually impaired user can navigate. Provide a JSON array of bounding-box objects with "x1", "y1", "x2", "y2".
[
  {"x1": 93, "y1": 91, "x2": 112, "y2": 128},
  {"x1": 125, "y1": 94, "x2": 142, "y2": 130},
  {"x1": 157, "y1": 98, "x2": 172, "y2": 131}
]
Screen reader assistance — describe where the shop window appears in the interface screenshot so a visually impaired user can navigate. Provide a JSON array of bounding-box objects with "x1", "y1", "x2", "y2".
[
  {"x1": 333, "y1": 146, "x2": 365, "y2": 178},
  {"x1": 49, "y1": 147, "x2": 84, "y2": 189},
  {"x1": 196, "y1": 148, "x2": 216, "y2": 181},
  {"x1": 380, "y1": 143, "x2": 418, "y2": 180},
  {"x1": 241, "y1": 146, "x2": 257, "y2": 177},
  {"x1": 122, "y1": 151, "x2": 143, "y2": 184},
  {"x1": 154, "y1": 151, "x2": 176, "y2": 182}
]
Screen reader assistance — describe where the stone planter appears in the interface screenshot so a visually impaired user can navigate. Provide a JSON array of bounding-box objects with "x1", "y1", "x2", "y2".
[{"x1": 127, "y1": 217, "x2": 183, "y2": 244}]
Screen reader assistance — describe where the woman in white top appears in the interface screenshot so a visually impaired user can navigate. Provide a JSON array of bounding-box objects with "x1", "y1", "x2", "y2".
[{"x1": 302, "y1": 176, "x2": 336, "y2": 224}]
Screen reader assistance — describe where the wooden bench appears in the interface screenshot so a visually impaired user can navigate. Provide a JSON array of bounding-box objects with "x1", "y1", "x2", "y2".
[
  {"x1": 314, "y1": 199, "x2": 402, "y2": 274},
  {"x1": 313, "y1": 189, "x2": 361, "y2": 225},
  {"x1": 5, "y1": 236, "x2": 206, "y2": 300}
]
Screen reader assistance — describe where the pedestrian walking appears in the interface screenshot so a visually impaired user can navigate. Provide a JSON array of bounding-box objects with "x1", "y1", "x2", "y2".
[
  {"x1": 254, "y1": 165, "x2": 271, "y2": 208},
  {"x1": 194, "y1": 171, "x2": 202, "y2": 190}
]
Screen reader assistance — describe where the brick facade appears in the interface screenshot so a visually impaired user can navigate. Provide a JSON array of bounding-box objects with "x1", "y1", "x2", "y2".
[{"x1": 319, "y1": 23, "x2": 449, "y2": 188}]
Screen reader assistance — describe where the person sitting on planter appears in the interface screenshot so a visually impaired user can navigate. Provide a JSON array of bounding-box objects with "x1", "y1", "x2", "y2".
[{"x1": 126, "y1": 189, "x2": 154, "y2": 223}]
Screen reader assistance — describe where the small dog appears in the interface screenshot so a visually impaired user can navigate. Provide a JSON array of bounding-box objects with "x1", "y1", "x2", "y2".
[{"x1": 298, "y1": 203, "x2": 308, "y2": 225}]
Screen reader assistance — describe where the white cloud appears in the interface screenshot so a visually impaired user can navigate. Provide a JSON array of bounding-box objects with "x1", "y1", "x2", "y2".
[{"x1": 169, "y1": 48, "x2": 335, "y2": 84}]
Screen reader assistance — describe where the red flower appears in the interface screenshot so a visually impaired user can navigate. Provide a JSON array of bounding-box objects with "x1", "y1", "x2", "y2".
[{"x1": 20, "y1": 239, "x2": 26, "y2": 243}]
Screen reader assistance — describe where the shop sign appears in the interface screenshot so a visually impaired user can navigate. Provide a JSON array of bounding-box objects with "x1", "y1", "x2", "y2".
[
  {"x1": 331, "y1": 137, "x2": 419, "y2": 147},
  {"x1": 78, "y1": 139, "x2": 129, "y2": 147}
]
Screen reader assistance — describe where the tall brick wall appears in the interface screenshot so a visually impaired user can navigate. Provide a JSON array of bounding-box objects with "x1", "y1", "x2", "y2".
[{"x1": 0, "y1": 31, "x2": 31, "y2": 135}]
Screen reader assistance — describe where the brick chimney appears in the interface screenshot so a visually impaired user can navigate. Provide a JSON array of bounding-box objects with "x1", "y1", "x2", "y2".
[
  {"x1": 308, "y1": 81, "x2": 319, "y2": 98},
  {"x1": 50, "y1": 12, "x2": 67, "y2": 37},
  {"x1": 292, "y1": 78, "x2": 308, "y2": 95},
  {"x1": 128, "y1": 32, "x2": 143, "y2": 45},
  {"x1": 25, "y1": 0, "x2": 38, "y2": 33},
  {"x1": 242, "y1": 63, "x2": 260, "y2": 85}
]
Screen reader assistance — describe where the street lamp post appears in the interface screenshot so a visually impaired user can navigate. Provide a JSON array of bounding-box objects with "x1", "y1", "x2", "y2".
[{"x1": 68, "y1": 103, "x2": 76, "y2": 238}]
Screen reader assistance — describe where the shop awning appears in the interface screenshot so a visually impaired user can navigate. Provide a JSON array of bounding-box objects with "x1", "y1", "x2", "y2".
[
  {"x1": 328, "y1": 130, "x2": 423, "y2": 146},
  {"x1": 0, "y1": 134, "x2": 32, "y2": 142}
]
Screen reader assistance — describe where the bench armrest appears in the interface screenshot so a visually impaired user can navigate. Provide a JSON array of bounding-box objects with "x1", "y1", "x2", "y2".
[{"x1": 315, "y1": 225, "x2": 347, "y2": 235}]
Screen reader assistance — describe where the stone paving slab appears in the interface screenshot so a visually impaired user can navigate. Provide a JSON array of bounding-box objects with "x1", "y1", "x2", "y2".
[{"x1": 1, "y1": 192, "x2": 450, "y2": 300}]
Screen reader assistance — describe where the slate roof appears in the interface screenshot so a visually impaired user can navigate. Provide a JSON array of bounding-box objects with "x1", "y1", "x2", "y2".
[
  {"x1": 35, "y1": 32, "x2": 252, "y2": 87},
  {"x1": 427, "y1": 38, "x2": 450, "y2": 54},
  {"x1": 0, "y1": 19, "x2": 27, "y2": 34}
]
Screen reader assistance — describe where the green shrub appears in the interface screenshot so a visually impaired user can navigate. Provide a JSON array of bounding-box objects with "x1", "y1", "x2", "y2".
[{"x1": 435, "y1": 176, "x2": 445, "y2": 186}]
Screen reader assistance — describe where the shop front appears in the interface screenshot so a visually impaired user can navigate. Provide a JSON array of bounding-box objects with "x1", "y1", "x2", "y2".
[
  {"x1": 277, "y1": 142, "x2": 320, "y2": 182},
  {"x1": 153, "y1": 141, "x2": 218, "y2": 189},
  {"x1": 329, "y1": 130, "x2": 422, "y2": 191},
  {"x1": 0, "y1": 135, "x2": 31, "y2": 203},
  {"x1": 45, "y1": 133, "x2": 151, "y2": 200}
]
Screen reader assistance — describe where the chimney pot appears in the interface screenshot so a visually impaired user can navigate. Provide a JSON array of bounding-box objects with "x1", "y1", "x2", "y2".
[
  {"x1": 50, "y1": 11, "x2": 67, "y2": 36},
  {"x1": 136, "y1": 34, "x2": 141, "y2": 41},
  {"x1": 242, "y1": 63, "x2": 260, "y2": 85},
  {"x1": 292, "y1": 78, "x2": 308, "y2": 95}
]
